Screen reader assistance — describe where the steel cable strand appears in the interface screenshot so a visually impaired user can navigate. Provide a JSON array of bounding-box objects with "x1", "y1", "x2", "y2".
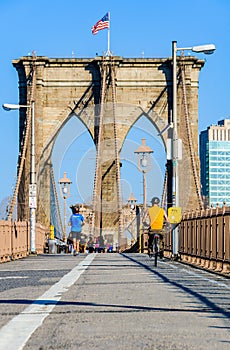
[
  {"x1": 90, "y1": 58, "x2": 107, "y2": 236},
  {"x1": 124, "y1": 215, "x2": 138, "y2": 242},
  {"x1": 180, "y1": 65, "x2": 203, "y2": 210},
  {"x1": 161, "y1": 169, "x2": 168, "y2": 210},
  {"x1": 50, "y1": 164, "x2": 64, "y2": 237},
  {"x1": 7, "y1": 114, "x2": 31, "y2": 220},
  {"x1": 111, "y1": 61, "x2": 123, "y2": 249},
  {"x1": 7, "y1": 58, "x2": 37, "y2": 220}
]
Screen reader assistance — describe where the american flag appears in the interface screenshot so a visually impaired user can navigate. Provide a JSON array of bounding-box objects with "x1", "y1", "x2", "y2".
[{"x1": 91, "y1": 13, "x2": 109, "y2": 35}]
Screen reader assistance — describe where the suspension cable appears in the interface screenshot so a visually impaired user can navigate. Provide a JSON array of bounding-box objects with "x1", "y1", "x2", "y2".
[
  {"x1": 90, "y1": 57, "x2": 107, "y2": 236},
  {"x1": 161, "y1": 169, "x2": 168, "y2": 211},
  {"x1": 111, "y1": 59, "x2": 123, "y2": 250},
  {"x1": 50, "y1": 164, "x2": 64, "y2": 237},
  {"x1": 7, "y1": 55, "x2": 37, "y2": 220},
  {"x1": 180, "y1": 64, "x2": 204, "y2": 210}
]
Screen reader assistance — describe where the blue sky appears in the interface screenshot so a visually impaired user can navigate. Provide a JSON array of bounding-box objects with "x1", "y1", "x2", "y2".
[{"x1": 0, "y1": 0, "x2": 229, "y2": 216}]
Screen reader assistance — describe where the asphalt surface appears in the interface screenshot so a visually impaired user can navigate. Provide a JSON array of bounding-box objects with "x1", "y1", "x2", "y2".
[{"x1": 0, "y1": 253, "x2": 229, "y2": 350}]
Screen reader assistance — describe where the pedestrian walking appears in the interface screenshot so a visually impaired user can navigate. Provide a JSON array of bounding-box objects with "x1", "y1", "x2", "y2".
[
  {"x1": 79, "y1": 233, "x2": 88, "y2": 253},
  {"x1": 87, "y1": 235, "x2": 95, "y2": 253},
  {"x1": 68, "y1": 204, "x2": 85, "y2": 255}
]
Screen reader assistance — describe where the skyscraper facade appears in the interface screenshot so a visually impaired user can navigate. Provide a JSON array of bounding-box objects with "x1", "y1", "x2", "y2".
[{"x1": 200, "y1": 119, "x2": 230, "y2": 207}]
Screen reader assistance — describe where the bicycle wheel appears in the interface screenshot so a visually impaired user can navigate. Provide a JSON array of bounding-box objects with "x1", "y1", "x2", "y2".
[
  {"x1": 153, "y1": 236, "x2": 159, "y2": 267},
  {"x1": 148, "y1": 234, "x2": 154, "y2": 258}
]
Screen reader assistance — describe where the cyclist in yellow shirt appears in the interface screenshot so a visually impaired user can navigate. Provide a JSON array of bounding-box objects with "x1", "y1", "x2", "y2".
[{"x1": 145, "y1": 197, "x2": 169, "y2": 258}]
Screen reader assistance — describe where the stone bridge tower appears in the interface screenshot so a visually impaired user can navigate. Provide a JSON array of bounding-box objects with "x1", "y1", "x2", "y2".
[{"x1": 13, "y1": 55, "x2": 204, "y2": 231}]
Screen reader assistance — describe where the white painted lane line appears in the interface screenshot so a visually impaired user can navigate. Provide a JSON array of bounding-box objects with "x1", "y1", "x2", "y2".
[
  {"x1": 0, "y1": 276, "x2": 29, "y2": 280},
  {"x1": 0, "y1": 253, "x2": 96, "y2": 350}
]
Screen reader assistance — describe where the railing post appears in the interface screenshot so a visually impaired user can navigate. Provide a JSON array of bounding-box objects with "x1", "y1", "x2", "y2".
[
  {"x1": 223, "y1": 208, "x2": 230, "y2": 273},
  {"x1": 204, "y1": 212, "x2": 210, "y2": 269},
  {"x1": 215, "y1": 210, "x2": 224, "y2": 272}
]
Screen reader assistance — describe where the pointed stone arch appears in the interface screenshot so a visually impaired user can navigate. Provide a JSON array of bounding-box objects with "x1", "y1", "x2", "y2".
[
  {"x1": 13, "y1": 55, "x2": 204, "y2": 226},
  {"x1": 120, "y1": 112, "x2": 166, "y2": 205},
  {"x1": 37, "y1": 107, "x2": 95, "y2": 226}
]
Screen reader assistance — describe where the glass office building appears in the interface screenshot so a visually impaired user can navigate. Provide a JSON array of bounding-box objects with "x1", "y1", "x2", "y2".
[{"x1": 200, "y1": 119, "x2": 230, "y2": 207}]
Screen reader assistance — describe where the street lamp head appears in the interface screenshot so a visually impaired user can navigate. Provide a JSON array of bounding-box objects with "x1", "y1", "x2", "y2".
[
  {"x1": 134, "y1": 138, "x2": 154, "y2": 155},
  {"x1": 59, "y1": 171, "x2": 72, "y2": 185},
  {"x1": 63, "y1": 187, "x2": 68, "y2": 195},
  {"x1": 59, "y1": 172, "x2": 72, "y2": 199},
  {"x1": 174, "y1": 42, "x2": 216, "y2": 55},
  {"x1": 191, "y1": 44, "x2": 215, "y2": 55},
  {"x1": 2, "y1": 103, "x2": 20, "y2": 111},
  {"x1": 2, "y1": 103, "x2": 31, "y2": 111},
  {"x1": 134, "y1": 139, "x2": 153, "y2": 173},
  {"x1": 141, "y1": 156, "x2": 148, "y2": 167}
]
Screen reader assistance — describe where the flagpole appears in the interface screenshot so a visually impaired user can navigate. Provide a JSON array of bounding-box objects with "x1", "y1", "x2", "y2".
[{"x1": 107, "y1": 11, "x2": 111, "y2": 56}]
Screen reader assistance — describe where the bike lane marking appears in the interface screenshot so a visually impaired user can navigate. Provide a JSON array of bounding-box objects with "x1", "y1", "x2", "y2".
[
  {"x1": 0, "y1": 253, "x2": 96, "y2": 350},
  {"x1": 0, "y1": 276, "x2": 29, "y2": 279}
]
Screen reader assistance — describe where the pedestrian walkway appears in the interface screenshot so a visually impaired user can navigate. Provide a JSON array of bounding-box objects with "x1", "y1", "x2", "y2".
[{"x1": 0, "y1": 253, "x2": 229, "y2": 349}]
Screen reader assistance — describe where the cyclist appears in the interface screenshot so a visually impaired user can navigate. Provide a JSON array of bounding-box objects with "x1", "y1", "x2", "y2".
[{"x1": 144, "y1": 197, "x2": 169, "y2": 258}]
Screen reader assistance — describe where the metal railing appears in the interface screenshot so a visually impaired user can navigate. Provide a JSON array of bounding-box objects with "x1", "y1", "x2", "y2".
[
  {"x1": 164, "y1": 205, "x2": 230, "y2": 275},
  {"x1": 0, "y1": 220, "x2": 49, "y2": 263}
]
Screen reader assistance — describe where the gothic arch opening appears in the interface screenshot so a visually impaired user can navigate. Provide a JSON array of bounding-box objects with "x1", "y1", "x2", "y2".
[
  {"x1": 51, "y1": 114, "x2": 96, "y2": 235},
  {"x1": 120, "y1": 114, "x2": 166, "y2": 206}
]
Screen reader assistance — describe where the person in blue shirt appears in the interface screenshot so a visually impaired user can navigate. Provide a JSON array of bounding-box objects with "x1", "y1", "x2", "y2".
[{"x1": 68, "y1": 204, "x2": 85, "y2": 255}]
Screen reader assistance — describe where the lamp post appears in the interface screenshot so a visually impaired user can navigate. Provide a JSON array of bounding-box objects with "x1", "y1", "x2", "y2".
[
  {"x1": 58, "y1": 172, "x2": 72, "y2": 242},
  {"x1": 171, "y1": 41, "x2": 215, "y2": 256},
  {"x1": 134, "y1": 139, "x2": 153, "y2": 253},
  {"x1": 2, "y1": 102, "x2": 36, "y2": 253},
  {"x1": 134, "y1": 139, "x2": 153, "y2": 211},
  {"x1": 127, "y1": 193, "x2": 137, "y2": 243}
]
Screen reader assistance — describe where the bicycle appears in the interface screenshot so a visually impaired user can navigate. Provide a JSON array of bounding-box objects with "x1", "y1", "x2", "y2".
[
  {"x1": 148, "y1": 232, "x2": 161, "y2": 267},
  {"x1": 147, "y1": 222, "x2": 170, "y2": 266}
]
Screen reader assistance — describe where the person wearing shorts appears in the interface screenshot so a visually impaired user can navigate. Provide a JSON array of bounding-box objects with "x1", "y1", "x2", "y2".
[{"x1": 68, "y1": 205, "x2": 85, "y2": 255}]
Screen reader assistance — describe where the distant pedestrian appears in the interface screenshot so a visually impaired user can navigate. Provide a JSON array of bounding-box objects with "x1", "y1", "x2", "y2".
[
  {"x1": 67, "y1": 239, "x2": 73, "y2": 254},
  {"x1": 68, "y1": 204, "x2": 85, "y2": 255},
  {"x1": 87, "y1": 235, "x2": 95, "y2": 253},
  {"x1": 79, "y1": 233, "x2": 88, "y2": 253}
]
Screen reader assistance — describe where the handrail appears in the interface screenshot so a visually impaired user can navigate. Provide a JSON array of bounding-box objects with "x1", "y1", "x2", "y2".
[{"x1": 164, "y1": 206, "x2": 230, "y2": 275}]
